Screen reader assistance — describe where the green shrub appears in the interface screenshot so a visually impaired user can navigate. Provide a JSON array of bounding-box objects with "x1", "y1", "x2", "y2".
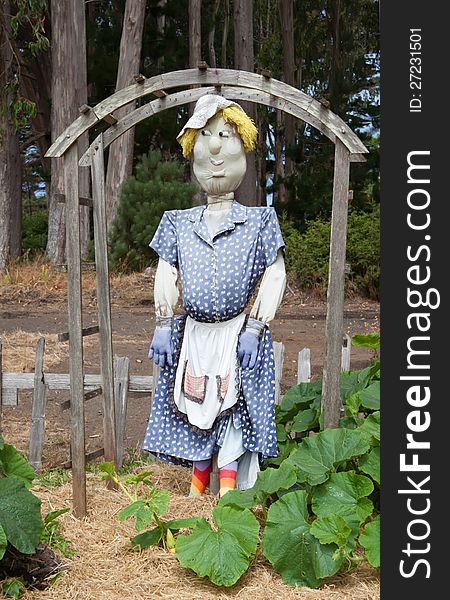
[
  {"x1": 282, "y1": 206, "x2": 380, "y2": 299},
  {"x1": 108, "y1": 150, "x2": 196, "y2": 271},
  {"x1": 22, "y1": 209, "x2": 48, "y2": 254}
]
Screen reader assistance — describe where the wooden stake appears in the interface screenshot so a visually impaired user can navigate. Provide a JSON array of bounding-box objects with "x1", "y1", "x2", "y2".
[
  {"x1": 114, "y1": 356, "x2": 130, "y2": 469},
  {"x1": 91, "y1": 134, "x2": 117, "y2": 474},
  {"x1": 321, "y1": 139, "x2": 351, "y2": 429},
  {"x1": 64, "y1": 143, "x2": 87, "y2": 518},
  {"x1": 29, "y1": 338, "x2": 48, "y2": 472}
]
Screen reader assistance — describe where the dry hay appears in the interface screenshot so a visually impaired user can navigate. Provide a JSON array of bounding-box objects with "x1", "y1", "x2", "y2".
[
  {"x1": 22, "y1": 464, "x2": 380, "y2": 600},
  {"x1": 0, "y1": 330, "x2": 100, "y2": 372}
]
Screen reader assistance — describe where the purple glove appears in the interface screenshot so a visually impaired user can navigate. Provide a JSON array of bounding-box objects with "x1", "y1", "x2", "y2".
[
  {"x1": 148, "y1": 327, "x2": 173, "y2": 368},
  {"x1": 238, "y1": 329, "x2": 259, "y2": 369}
]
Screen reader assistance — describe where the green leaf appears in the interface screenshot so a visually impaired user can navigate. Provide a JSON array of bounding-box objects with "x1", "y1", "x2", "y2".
[
  {"x1": 352, "y1": 333, "x2": 380, "y2": 349},
  {"x1": 290, "y1": 408, "x2": 319, "y2": 432},
  {"x1": 0, "y1": 477, "x2": 44, "y2": 554},
  {"x1": 312, "y1": 471, "x2": 374, "y2": 531},
  {"x1": 131, "y1": 526, "x2": 162, "y2": 550},
  {"x1": 310, "y1": 514, "x2": 353, "y2": 550},
  {"x1": 0, "y1": 434, "x2": 4, "y2": 450},
  {"x1": 219, "y1": 462, "x2": 297, "y2": 509},
  {"x1": 278, "y1": 381, "x2": 321, "y2": 423},
  {"x1": 340, "y1": 367, "x2": 372, "y2": 401},
  {"x1": 359, "y1": 411, "x2": 380, "y2": 443},
  {"x1": 276, "y1": 423, "x2": 288, "y2": 442},
  {"x1": 124, "y1": 471, "x2": 153, "y2": 486},
  {"x1": 345, "y1": 393, "x2": 362, "y2": 416},
  {"x1": 360, "y1": 516, "x2": 380, "y2": 567},
  {"x1": 285, "y1": 428, "x2": 371, "y2": 486},
  {"x1": 175, "y1": 506, "x2": 259, "y2": 587},
  {"x1": 359, "y1": 381, "x2": 380, "y2": 410},
  {"x1": 359, "y1": 447, "x2": 380, "y2": 484},
  {"x1": 0, "y1": 523, "x2": 7, "y2": 560},
  {"x1": 118, "y1": 501, "x2": 155, "y2": 531},
  {"x1": 98, "y1": 462, "x2": 117, "y2": 478},
  {"x1": 0, "y1": 444, "x2": 35, "y2": 488},
  {"x1": 261, "y1": 490, "x2": 343, "y2": 588},
  {"x1": 2, "y1": 577, "x2": 25, "y2": 600},
  {"x1": 146, "y1": 488, "x2": 170, "y2": 517},
  {"x1": 44, "y1": 508, "x2": 70, "y2": 525}
]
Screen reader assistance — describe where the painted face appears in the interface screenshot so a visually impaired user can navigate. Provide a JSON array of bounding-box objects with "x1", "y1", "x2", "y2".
[{"x1": 192, "y1": 113, "x2": 247, "y2": 195}]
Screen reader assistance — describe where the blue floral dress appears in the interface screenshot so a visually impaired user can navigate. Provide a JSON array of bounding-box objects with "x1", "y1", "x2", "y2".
[{"x1": 142, "y1": 201, "x2": 285, "y2": 466}]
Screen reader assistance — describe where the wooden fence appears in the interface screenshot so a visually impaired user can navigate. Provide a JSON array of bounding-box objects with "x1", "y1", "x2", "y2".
[{"x1": 0, "y1": 334, "x2": 352, "y2": 483}]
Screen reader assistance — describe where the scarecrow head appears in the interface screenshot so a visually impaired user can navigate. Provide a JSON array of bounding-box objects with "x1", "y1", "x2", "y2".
[{"x1": 177, "y1": 95, "x2": 257, "y2": 195}]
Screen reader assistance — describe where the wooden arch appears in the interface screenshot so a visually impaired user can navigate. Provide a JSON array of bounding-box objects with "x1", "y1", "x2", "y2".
[{"x1": 45, "y1": 68, "x2": 369, "y2": 517}]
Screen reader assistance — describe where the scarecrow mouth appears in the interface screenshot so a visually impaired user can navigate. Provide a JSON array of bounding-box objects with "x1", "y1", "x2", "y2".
[{"x1": 210, "y1": 158, "x2": 224, "y2": 166}]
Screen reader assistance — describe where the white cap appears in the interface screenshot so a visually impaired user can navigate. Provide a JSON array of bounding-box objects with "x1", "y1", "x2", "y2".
[{"x1": 176, "y1": 94, "x2": 244, "y2": 140}]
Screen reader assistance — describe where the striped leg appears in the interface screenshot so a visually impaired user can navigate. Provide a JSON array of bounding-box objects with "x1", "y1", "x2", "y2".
[
  {"x1": 189, "y1": 459, "x2": 212, "y2": 497},
  {"x1": 219, "y1": 460, "x2": 238, "y2": 497}
]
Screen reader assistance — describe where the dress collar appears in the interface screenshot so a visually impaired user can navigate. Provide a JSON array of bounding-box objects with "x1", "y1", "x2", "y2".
[{"x1": 187, "y1": 201, "x2": 247, "y2": 244}]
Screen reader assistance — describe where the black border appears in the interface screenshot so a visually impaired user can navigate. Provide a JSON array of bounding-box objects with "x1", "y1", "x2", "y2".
[{"x1": 381, "y1": 2, "x2": 447, "y2": 595}]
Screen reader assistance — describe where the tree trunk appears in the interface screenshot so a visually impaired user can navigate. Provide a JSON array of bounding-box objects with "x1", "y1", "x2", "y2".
[
  {"x1": 328, "y1": 0, "x2": 342, "y2": 113},
  {"x1": 279, "y1": 0, "x2": 296, "y2": 180},
  {"x1": 47, "y1": 0, "x2": 90, "y2": 264},
  {"x1": 188, "y1": 0, "x2": 203, "y2": 200},
  {"x1": 0, "y1": 1, "x2": 22, "y2": 272},
  {"x1": 233, "y1": 0, "x2": 258, "y2": 206},
  {"x1": 208, "y1": 0, "x2": 220, "y2": 68},
  {"x1": 221, "y1": 0, "x2": 229, "y2": 67},
  {"x1": 104, "y1": 0, "x2": 146, "y2": 232}
]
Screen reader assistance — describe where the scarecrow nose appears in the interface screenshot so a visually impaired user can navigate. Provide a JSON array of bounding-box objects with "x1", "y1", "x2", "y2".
[{"x1": 209, "y1": 136, "x2": 222, "y2": 155}]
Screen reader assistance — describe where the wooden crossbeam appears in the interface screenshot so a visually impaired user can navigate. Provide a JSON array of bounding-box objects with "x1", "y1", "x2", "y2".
[
  {"x1": 58, "y1": 325, "x2": 99, "y2": 342},
  {"x1": 103, "y1": 113, "x2": 118, "y2": 125},
  {"x1": 62, "y1": 447, "x2": 104, "y2": 469},
  {"x1": 60, "y1": 386, "x2": 103, "y2": 411},
  {"x1": 1, "y1": 372, "x2": 153, "y2": 393}
]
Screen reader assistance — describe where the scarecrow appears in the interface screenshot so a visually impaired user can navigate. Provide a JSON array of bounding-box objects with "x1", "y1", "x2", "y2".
[{"x1": 143, "y1": 95, "x2": 286, "y2": 497}]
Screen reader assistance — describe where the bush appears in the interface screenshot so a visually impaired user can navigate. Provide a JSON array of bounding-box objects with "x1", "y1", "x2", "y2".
[
  {"x1": 22, "y1": 209, "x2": 48, "y2": 254},
  {"x1": 282, "y1": 206, "x2": 380, "y2": 299},
  {"x1": 108, "y1": 150, "x2": 196, "y2": 272}
]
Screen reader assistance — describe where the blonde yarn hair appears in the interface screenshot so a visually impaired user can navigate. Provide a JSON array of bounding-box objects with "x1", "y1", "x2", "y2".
[{"x1": 178, "y1": 106, "x2": 258, "y2": 158}]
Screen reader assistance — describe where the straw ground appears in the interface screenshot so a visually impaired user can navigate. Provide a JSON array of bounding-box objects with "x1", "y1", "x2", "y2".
[{"x1": 22, "y1": 464, "x2": 380, "y2": 600}]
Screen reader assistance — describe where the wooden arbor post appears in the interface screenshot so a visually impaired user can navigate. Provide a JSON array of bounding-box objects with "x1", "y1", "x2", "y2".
[{"x1": 45, "y1": 68, "x2": 368, "y2": 516}]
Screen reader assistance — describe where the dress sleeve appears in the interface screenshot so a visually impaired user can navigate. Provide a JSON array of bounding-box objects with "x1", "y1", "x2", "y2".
[
  {"x1": 259, "y1": 207, "x2": 285, "y2": 268},
  {"x1": 149, "y1": 211, "x2": 178, "y2": 267},
  {"x1": 154, "y1": 258, "x2": 179, "y2": 318},
  {"x1": 250, "y1": 250, "x2": 286, "y2": 323}
]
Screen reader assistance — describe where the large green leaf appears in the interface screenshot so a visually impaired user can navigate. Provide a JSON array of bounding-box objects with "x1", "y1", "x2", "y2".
[
  {"x1": 131, "y1": 526, "x2": 162, "y2": 550},
  {"x1": 359, "y1": 411, "x2": 380, "y2": 443},
  {"x1": 0, "y1": 477, "x2": 44, "y2": 554},
  {"x1": 219, "y1": 462, "x2": 297, "y2": 509},
  {"x1": 285, "y1": 428, "x2": 371, "y2": 486},
  {"x1": 310, "y1": 514, "x2": 353, "y2": 550},
  {"x1": 312, "y1": 471, "x2": 374, "y2": 531},
  {"x1": 0, "y1": 444, "x2": 35, "y2": 488},
  {"x1": 359, "y1": 447, "x2": 380, "y2": 484},
  {"x1": 340, "y1": 367, "x2": 372, "y2": 401},
  {"x1": 360, "y1": 516, "x2": 380, "y2": 567},
  {"x1": 352, "y1": 333, "x2": 380, "y2": 349},
  {"x1": 261, "y1": 490, "x2": 343, "y2": 588},
  {"x1": 359, "y1": 381, "x2": 380, "y2": 410},
  {"x1": 278, "y1": 381, "x2": 321, "y2": 423},
  {"x1": 176, "y1": 506, "x2": 260, "y2": 587},
  {"x1": 0, "y1": 523, "x2": 7, "y2": 561},
  {"x1": 290, "y1": 408, "x2": 319, "y2": 433}
]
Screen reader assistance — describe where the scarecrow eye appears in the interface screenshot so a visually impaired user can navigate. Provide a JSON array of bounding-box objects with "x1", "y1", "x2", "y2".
[
  {"x1": 201, "y1": 129, "x2": 211, "y2": 136},
  {"x1": 219, "y1": 131, "x2": 230, "y2": 138}
]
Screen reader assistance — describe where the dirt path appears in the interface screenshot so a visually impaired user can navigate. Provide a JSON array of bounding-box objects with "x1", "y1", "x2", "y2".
[{"x1": 0, "y1": 270, "x2": 379, "y2": 467}]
